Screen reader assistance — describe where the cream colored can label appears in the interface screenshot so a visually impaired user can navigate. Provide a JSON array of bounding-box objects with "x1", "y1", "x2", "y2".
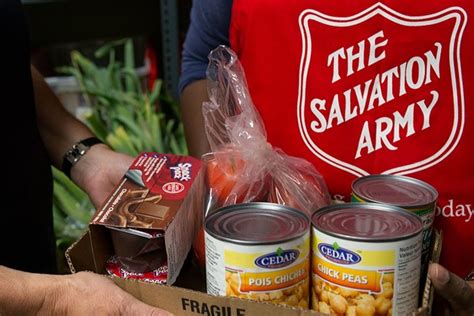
[
  {"x1": 205, "y1": 231, "x2": 310, "y2": 308},
  {"x1": 352, "y1": 194, "x2": 435, "y2": 275},
  {"x1": 311, "y1": 228, "x2": 422, "y2": 316}
]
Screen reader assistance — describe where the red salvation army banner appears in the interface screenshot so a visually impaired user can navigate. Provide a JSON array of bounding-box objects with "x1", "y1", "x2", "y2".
[
  {"x1": 297, "y1": 3, "x2": 466, "y2": 177},
  {"x1": 229, "y1": 0, "x2": 473, "y2": 276}
]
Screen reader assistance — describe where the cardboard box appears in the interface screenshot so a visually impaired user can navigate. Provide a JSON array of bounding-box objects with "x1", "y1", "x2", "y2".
[
  {"x1": 66, "y1": 152, "x2": 439, "y2": 315},
  {"x1": 66, "y1": 229, "x2": 441, "y2": 316},
  {"x1": 66, "y1": 230, "x2": 324, "y2": 316},
  {"x1": 88, "y1": 153, "x2": 203, "y2": 284}
]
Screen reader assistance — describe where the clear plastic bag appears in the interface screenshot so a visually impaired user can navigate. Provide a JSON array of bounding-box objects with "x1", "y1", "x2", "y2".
[
  {"x1": 193, "y1": 46, "x2": 330, "y2": 267},
  {"x1": 203, "y1": 45, "x2": 330, "y2": 214}
]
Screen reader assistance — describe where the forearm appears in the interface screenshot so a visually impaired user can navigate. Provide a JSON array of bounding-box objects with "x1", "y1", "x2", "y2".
[
  {"x1": 180, "y1": 79, "x2": 211, "y2": 158},
  {"x1": 0, "y1": 267, "x2": 171, "y2": 315},
  {"x1": 0, "y1": 266, "x2": 62, "y2": 315},
  {"x1": 31, "y1": 66, "x2": 95, "y2": 168}
]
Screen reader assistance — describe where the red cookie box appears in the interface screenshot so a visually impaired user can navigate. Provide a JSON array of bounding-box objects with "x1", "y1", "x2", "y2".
[{"x1": 88, "y1": 152, "x2": 204, "y2": 284}]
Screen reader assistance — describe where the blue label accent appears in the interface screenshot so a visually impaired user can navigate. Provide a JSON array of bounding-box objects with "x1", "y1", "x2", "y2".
[
  {"x1": 255, "y1": 249, "x2": 300, "y2": 269},
  {"x1": 318, "y1": 243, "x2": 361, "y2": 265}
]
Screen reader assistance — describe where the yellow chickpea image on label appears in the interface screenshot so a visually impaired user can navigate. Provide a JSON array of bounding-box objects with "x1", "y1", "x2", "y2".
[
  {"x1": 311, "y1": 244, "x2": 397, "y2": 315},
  {"x1": 311, "y1": 274, "x2": 395, "y2": 316}
]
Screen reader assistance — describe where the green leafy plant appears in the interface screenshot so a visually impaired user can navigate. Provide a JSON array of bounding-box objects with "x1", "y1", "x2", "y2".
[{"x1": 53, "y1": 39, "x2": 187, "y2": 258}]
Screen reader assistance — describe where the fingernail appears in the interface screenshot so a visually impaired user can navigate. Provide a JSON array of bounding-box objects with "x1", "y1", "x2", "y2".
[{"x1": 432, "y1": 263, "x2": 450, "y2": 285}]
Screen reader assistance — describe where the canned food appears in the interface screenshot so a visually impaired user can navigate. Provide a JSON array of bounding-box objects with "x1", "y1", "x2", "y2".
[
  {"x1": 352, "y1": 175, "x2": 438, "y2": 281},
  {"x1": 205, "y1": 202, "x2": 310, "y2": 308},
  {"x1": 311, "y1": 203, "x2": 422, "y2": 316}
]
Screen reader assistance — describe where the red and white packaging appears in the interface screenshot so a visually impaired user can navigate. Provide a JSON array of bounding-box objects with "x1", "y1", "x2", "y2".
[{"x1": 90, "y1": 153, "x2": 204, "y2": 284}]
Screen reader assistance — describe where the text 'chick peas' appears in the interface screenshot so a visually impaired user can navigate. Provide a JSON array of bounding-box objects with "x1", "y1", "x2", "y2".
[{"x1": 311, "y1": 204, "x2": 423, "y2": 315}]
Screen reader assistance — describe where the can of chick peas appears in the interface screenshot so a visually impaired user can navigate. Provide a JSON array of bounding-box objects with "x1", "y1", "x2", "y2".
[
  {"x1": 311, "y1": 203, "x2": 422, "y2": 316},
  {"x1": 352, "y1": 174, "x2": 438, "y2": 289}
]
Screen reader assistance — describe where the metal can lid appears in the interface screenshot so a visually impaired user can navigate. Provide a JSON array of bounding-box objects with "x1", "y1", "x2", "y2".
[
  {"x1": 312, "y1": 203, "x2": 423, "y2": 242},
  {"x1": 352, "y1": 175, "x2": 438, "y2": 208},
  {"x1": 205, "y1": 202, "x2": 309, "y2": 245}
]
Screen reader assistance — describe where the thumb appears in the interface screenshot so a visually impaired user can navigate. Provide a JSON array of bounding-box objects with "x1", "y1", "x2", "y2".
[
  {"x1": 124, "y1": 298, "x2": 174, "y2": 316},
  {"x1": 428, "y1": 263, "x2": 474, "y2": 314}
]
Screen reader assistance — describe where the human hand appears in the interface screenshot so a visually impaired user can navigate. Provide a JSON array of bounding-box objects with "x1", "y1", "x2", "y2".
[
  {"x1": 49, "y1": 271, "x2": 172, "y2": 315},
  {"x1": 429, "y1": 263, "x2": 474, "y2": 316},
  {"x1": 71, "y1": 144, "x2": 134, "y2": 208},
  {"x1": 0, "y1": 266, "x2": 172, "y2": 316}
]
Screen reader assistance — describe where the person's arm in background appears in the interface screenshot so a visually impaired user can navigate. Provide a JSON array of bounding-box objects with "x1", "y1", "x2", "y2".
[
  {"x1": 181, "y1": 81, "x2": 210, "y2": 158},
  {"x1": 179, "y1": 0, "x2": 232, "y2": 158},
  {"x1": 0, "y1": 67, "x2": 172, "y2": 315},
  {"x1": 31, "y1": 65, "x2": 132, "y2": 207}
]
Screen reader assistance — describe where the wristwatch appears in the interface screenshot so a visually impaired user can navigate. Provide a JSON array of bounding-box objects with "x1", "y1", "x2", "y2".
[{"x1": 61, "y1": 137, "x2": 103, "y2": 178}]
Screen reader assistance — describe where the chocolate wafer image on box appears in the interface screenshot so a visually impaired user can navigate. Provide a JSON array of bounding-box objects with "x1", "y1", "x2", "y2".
[{"x1": 135, "y1": 199, "x2": 170, "y2": 221}]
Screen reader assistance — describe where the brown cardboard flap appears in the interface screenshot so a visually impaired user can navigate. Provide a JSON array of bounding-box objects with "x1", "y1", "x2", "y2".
[
  {"x1": 112, "y1": 277, "x2": 320, "y2": 316},
  {"x1": 65, "y1": 231, "x2": 94, "y2": 273},
  {"x1": 113, "y1": 277, "x2": 427, "y2": 316},
  {"x1": 65, "y1": 228, "x2": 113, "y2": 274},
  {"x1": 89, "y1": 225, "x2": 115, "y2": 273}
]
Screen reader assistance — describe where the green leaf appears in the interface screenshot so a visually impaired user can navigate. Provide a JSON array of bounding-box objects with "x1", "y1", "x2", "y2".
[
  {"x1": 85, "y1": 112, "x2": 108, "y2": 141},
  {"x1": 276, "y1": 247, "x2": 284, "y2": 256},
  {"x1": 124, "y1": 39, "x2": 135, "y2": 92},
  {"x1": 53, "y1": 182, "x2": 91, "y2": 224},
  {"x1": 333, "y1": 242, "x2": 340, "y2": 251},
  {"x1": 95, "y1": 38, "x2": 129, "y2": 58},
  {"x1": 149, "y1": 80, "x2": 163, "y2": 105},
  {"x1": 114, "y1": 107, "x2": 143, "y2": 136},
  {"x1": 56, "y1": 65, "x2": 76, "y2": 76},
  {"x1": 52, "y1": 167, "x2": 88, "y2": 202},
  {"x1": 106, "y1": 126, "x2": 139, "y2": 156},
  {"x1": 149, "y1": 114, "x2": 160, "y2": 150},
  {"x1": 52, "y1": 203, "x2": 66, "y2": 233}
]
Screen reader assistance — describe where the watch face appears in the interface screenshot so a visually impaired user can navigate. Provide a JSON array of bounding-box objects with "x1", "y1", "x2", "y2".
[
  {"x1": 67, "y1": 142, "x2": 92, "y2": 164},
  {"x1": 62, "y1": 137, "x2": 103, "y2": 177},
  {"x1": 75, "y1": 142, "x2": 88, "y2": 155},
  {"x1": 65, "y1": 149, "x2": 77, "y2": 164}
]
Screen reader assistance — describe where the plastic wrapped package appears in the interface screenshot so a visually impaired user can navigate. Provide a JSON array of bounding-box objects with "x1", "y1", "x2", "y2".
[{"x1": 193, "y1": 46, "x2": 331, "y2": 267}]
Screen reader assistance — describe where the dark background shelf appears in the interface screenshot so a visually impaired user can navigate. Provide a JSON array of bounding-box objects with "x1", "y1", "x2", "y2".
[{"x1": 22, "y1": 0, "x2": 192, "y2": 98}]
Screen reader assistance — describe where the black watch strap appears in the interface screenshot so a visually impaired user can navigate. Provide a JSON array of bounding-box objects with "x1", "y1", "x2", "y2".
[{"x1": 61, "y1": 137, "x2": 104, "y2": 178}]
